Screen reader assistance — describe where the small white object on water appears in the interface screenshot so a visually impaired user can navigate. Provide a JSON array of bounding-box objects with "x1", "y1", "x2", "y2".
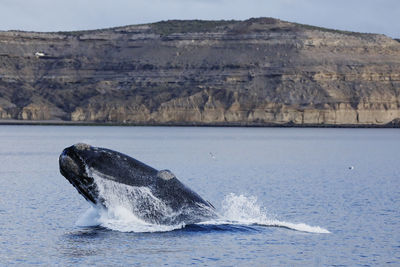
[
  {"x1": 209, "y1": 152, "x2": 216, "y2": 159},
  {"x1": 35, "y1": 52, "x2": 45, "y2": 57},
  {"x1": 348, "y1": 166, "x2": 354, "y2": 170}
]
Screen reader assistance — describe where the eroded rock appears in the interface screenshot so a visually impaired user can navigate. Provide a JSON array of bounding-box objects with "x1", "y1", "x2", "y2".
[{"x1": 0, "y1": 18, "x2": 399, "y2": 126}]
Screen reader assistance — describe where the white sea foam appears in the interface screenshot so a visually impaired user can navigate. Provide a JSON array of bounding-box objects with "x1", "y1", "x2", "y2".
[
  {"x1": 75, "y1": 168, "x2": 186, "y2": 232},
  {"x1": 76, "y1": 169, "x2": 329, "y2": 233},
  {"x1": 75, "y1": 205, "x2": 101, "y2": 227},
  {"x1": 76, "y1": 204, "x2": 185, "y2": 232},
  {"x1": 216, "y1": 193, "x2": 330, "y2": 234}
]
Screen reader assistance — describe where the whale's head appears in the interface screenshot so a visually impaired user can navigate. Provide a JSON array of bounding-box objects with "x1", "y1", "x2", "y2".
[
  {"x1": 59, "y1": 143, "x2": 159, "y2": 206},
  {"x1": 59, "y1": 143, "x2": 100, "y2": 204}
]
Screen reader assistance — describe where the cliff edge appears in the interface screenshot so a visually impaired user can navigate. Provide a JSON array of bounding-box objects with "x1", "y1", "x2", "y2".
[{"x1": 1, "y1": 18, "x2": 399, "y2": 126}]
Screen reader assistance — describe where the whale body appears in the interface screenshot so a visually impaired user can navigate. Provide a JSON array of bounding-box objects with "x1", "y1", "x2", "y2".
[{"x1": 59, "y1": 143, "x2": 216, "y2": 225}]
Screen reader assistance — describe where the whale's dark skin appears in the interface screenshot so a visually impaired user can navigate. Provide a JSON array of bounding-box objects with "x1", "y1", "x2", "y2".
[{"x1": 59, "y1": 143, "x2": 216, "y2": 225}]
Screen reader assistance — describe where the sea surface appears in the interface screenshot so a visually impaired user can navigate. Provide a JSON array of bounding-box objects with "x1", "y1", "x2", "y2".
[{"x1": 0, "y1": 126, "x2": 399, "y2": 266}]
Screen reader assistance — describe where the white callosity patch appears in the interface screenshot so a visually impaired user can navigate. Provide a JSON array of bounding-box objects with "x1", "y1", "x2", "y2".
[
  {"x1": 74, "y1": 143, "x2": 92, "y2": 151},
  {"x1": 60, "y1": 155, "x2": 80, "y2": 174},
  {"x1": 157, "y1": 170, "x2": 176, "y2": 180}
]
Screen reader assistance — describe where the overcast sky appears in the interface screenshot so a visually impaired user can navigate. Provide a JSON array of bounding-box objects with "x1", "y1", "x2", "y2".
[{"x1": 0, "y1": 0, "x2": 399, "y2": 38}]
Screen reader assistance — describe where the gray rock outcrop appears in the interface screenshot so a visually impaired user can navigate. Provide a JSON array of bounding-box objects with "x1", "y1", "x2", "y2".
[{"x1": 0, "y1": 18, "x2": 399, "y2": 126}]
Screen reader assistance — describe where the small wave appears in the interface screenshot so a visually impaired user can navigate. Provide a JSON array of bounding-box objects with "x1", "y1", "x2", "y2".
[
  {"x1": 75, "y1": 193, "x2": 329, "y2": 234},
  {"x1": 196, "y1": 219, "x2": 329, "y2": 234}
]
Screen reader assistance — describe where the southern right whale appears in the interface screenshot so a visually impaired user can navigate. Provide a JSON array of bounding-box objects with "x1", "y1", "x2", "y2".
[{"x1": 59, "y1": 143, "x2": 217, "y2": 225}]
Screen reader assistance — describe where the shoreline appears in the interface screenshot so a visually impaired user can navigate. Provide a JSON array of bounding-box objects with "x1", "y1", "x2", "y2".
[{"x1": 0, "y1": 119, "x2": 398, "y2": 128}]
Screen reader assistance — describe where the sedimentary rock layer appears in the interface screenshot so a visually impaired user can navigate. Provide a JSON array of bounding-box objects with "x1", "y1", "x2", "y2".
[{"x1": 0, "y1": 18, "x2": 399, "y2": 126}]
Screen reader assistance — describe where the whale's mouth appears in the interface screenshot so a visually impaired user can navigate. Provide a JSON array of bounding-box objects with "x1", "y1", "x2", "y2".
[{"x1": 59, "y1": 145, "x2": 98, "y2": 204}]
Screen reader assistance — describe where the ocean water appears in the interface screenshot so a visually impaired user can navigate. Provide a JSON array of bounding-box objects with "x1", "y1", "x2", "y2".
[{"x1": 0, "y1": 126, "x2": 399, "y2": 266}]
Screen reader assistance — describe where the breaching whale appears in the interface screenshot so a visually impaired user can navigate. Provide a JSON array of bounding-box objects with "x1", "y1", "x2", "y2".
[{"x1": 59, "y1": 143, "x2": 216, "y2": 225}]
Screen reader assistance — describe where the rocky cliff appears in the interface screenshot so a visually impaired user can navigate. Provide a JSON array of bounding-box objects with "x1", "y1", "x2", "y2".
[{"x1": 1, "y1": 18, "x2": 399, "y2": 126}]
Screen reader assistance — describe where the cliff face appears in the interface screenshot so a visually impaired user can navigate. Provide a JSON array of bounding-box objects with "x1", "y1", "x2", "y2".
[{"x1": 1, "y1": 18, "x2": 399, "y2": 126}]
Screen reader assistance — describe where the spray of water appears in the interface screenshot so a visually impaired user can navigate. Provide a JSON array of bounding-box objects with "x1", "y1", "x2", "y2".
[
  {"x1": 76, "y1": 170, "x2": 330, "y2": 233},
  {"x1": 76, "y1": 168, "x2": 187, "y2": 232},
  {"x1": 214, "y1": 193, "x2": 330, "y2": 233}
]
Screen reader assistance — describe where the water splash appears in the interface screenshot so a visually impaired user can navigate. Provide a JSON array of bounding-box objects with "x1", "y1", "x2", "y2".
[
  {"x1": 93, "y1": 170, "x2": 175, "y2": 224},
  {"x1": 215, "y1": 193, "x2": 330, "y2": 234},
  {"x1": 77, "y1": 166, "x2": 329, "y2": 233},
  {"x1": 76, "y1": 190, "x2": 329, "y2": 234},
  {"x1": 76, "y1": 168, "x2": 210, "y2": 231},
  {"x1": 76, "y1": 205, "x2": 185, "y2": 232}
]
